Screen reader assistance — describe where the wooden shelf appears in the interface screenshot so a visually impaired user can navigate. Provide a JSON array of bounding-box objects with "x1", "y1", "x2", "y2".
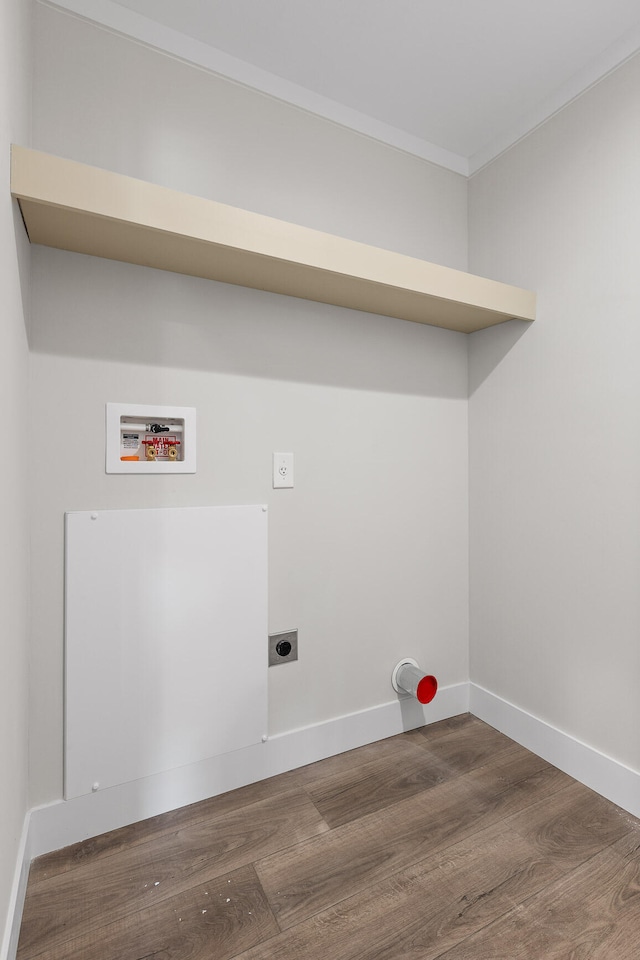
[{"x1": 11, "y1": 145, "x2": 535, "y2": 334}]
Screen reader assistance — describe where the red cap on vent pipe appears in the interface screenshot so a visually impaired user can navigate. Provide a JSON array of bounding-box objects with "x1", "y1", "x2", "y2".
[{"x1": 415, "y1": 673, "x2": 438, "y2": 704}]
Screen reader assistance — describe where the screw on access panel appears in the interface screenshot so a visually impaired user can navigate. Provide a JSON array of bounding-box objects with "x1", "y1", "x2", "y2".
[{"x1": 268, "y1": 630, "x2": 298, "y2": 666}]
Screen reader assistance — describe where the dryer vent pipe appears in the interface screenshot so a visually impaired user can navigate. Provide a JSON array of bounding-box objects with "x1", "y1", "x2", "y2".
[{"x1": 392, "y1": 659, "x2": 438, "y2": 704}]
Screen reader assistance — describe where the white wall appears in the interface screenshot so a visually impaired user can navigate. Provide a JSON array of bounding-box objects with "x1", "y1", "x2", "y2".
[
  {"x1": 0, "y1": 0, "x2": 31, "y2": 953},
  {"x1": 33, "y1": 5, "x2": 468, "y2": 269},
  {"x1": 468, "y1": 53, "x2": 640, "y2": 771},
  {"x1": 29, "y1": 5, "x2": 470, "y2": 807}
]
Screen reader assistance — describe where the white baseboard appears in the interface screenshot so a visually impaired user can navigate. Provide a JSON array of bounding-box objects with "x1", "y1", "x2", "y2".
[
  {"x1": 29, "y1": 682, "x2": 469, "y2": 859},
  {"x1": 1, "y1": 812, "x2": 31, "y2": 960},
  {"x1": 470, "y1": 682, "x2": 640, "y2": 819}
]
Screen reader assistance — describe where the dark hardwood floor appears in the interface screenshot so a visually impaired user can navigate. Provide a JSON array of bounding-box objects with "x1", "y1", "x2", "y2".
[{"x1": 18, "y1": 714, "x2": 640, "y2": 959}]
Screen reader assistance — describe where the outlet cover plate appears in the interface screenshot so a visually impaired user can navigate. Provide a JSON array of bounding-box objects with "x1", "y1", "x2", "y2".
[{"x1": 273, "y1": 452, "x2": 294, "y2": 488}]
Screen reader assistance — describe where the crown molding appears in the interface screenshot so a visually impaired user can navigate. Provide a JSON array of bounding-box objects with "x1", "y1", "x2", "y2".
[
  {"x1": 40, "y1": 0, "x2": 469, "y2": 175},
  {"x1": 469, "y1": 21, "x2": 640, "y2": 175},
  {"x1": 38, "y1": 0, "x2": 640, "y2": 179}
]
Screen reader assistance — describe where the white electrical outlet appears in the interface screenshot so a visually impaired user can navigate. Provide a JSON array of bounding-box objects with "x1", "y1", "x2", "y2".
[{"x1": 273, "y1": 452, "x2": 294, "y2": 488}]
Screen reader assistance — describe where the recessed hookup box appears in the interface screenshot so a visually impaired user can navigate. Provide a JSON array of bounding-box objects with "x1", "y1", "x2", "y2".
[{"x1": 105, "y1": 402, "x2": 196, "y2": 474}]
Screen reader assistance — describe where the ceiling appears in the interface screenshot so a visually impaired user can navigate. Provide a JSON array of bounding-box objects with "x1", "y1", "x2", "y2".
[{"x1": 51, "y1": 0, "x2": 640, "y2": 174}]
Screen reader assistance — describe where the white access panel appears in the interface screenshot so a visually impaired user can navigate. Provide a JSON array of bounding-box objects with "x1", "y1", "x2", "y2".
[{"x1": 64, "y1": 505, "x2": 268, "y2": 800}]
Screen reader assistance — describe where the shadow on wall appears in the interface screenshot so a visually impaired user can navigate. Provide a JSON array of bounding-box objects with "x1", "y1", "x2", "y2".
[
  {"x1": 468, "y1": 318, "x2": 532, "y2": 395},
  {"x1": 398, "y1": 695, "x2": 433, "y2": 732},
  {"x1": 13, "y1": 201, "x2": 31, "y2": 333},
  {"x1": 30, "y1": 247, "x2": 470, "y2": 401}
]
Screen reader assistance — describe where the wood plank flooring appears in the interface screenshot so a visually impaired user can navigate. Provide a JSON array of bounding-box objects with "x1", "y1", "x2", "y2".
[{"x1": 18, "y1": 714, "x2": 640, "y2": 959}]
